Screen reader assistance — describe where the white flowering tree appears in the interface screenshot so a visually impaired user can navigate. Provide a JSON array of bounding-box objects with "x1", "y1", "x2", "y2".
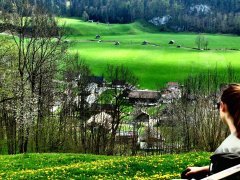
[{"x1": 1, "y1": 1, "x2": 65, "y2": 153}]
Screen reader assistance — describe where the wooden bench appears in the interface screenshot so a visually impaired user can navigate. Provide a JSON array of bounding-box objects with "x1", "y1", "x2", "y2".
[
  {"x1": 174, "y1": 164, "x2": 240, "y2": 180},
  {"x1": 202, "y1": 164, "x2": 240, "y2": 180}
]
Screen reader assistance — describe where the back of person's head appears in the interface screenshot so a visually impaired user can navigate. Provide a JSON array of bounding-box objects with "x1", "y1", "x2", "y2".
[{"x1": 221, "y1": 84, "x2": 240, "y2": 138}]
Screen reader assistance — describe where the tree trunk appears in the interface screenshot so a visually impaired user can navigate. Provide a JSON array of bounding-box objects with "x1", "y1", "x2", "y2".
[
  {"x1": 5, "y1": 116, "x2": 17, "y2": 154},
  {"x1": 108, "y1": 133, "x2": 116, "y2": 155},
  {"x1": 18, "y1": 76, "x2": 26, "y2": 153},
  {"x1": 36, "y1": 71, "x2": 43, "y2": 152},
  {"x1": 0, "y1": 110, "x2": 4, "y2": 153}
]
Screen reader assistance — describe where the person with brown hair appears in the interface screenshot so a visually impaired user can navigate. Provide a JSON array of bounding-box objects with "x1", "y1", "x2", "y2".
[{"x1": 181, "y1": 84, "x2": 240, "y2": 179}]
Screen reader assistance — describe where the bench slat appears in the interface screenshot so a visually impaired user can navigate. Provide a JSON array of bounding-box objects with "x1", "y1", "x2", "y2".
[{"x1": 202, "y1": 164, "x2": 240, "y2": 180}]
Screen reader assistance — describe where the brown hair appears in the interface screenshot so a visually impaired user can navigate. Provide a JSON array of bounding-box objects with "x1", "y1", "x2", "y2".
[{"x1": 221, "y1": 84, "x2": 240, "y2": 138}]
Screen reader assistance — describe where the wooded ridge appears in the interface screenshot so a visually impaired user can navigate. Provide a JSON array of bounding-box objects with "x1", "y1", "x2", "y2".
[{"x1": 0, "y1": 0, "x2": 240, "y2": 34}]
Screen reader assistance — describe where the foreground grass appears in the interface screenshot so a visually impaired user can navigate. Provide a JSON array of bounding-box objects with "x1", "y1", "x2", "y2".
[{"x1": 0, "y1": 152, "x2": 211, "y2": 179}]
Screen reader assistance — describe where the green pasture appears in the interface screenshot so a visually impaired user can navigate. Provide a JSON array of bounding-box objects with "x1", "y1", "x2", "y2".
[
  {"x1": 0, "y1": 152, "x2": 211, "y2": 179},
  {"x1": 2, "y1": 18, "x2": 240, "y2": 89},
  {"x1": 70, "y1": 41, "x2": 240, "y2": 88},
  {"x1": 60, "y1": 18, "x2": 240, "y2": 89}
]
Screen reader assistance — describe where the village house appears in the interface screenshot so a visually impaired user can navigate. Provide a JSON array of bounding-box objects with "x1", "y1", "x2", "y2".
[
  {"x1": 127, "y1": 90, "x2": 161, "y2": 105},
  {"x1": 161, "y1": 82, "x2": 182, "y2": 104},
  {"x1": 88, "y1": 76, "x2": 105, "y2": 87},
  {"x1": 111, "y1": 79, "x2": 127, "y2": 88},
  {"x1": 90, "y1": 103, "x2": 115, "y2": 115},
  {"x1": 87, "y1": 112, "x2": 112, "y2": 130},
  {"x1": 131, "y1": 111, "x2": 164, "y2": 150},
  {"x1": 139, "y1": 128, "x2": 165, "y2": 151},
  {"x1": 115, "y1": 129, "x2": 135, "y2": 144},
  {"x1": 134, "y1": 111, "x2": 150, "y2": 123},
  {"x1": 167, "y1": 82, "x2": 180, "y2": 91}
]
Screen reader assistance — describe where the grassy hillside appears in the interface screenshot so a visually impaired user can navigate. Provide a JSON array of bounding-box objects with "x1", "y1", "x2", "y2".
[
  {"x1": 62, "y1": 18, "x2": 240, "y2": 88},
  {"x1": 60, "y1": 18, "x2": 159, "y2": 36},
  {"x1": 0, "y1": 152, "x2": 211, "y2": 179}
]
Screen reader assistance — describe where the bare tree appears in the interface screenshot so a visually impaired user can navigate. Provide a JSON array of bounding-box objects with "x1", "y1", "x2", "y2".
[
  {"x1": 60, "y1": 54, "x2": 92, "y2": 153},
  {"x1": 195, "y1": 34, "x2": 208, "y2": 50},
  {"x1": 74, "y1": 57, "x2": 91, "y2": 153},
  {"x1": 105, "y1": 64, "x2": 138, "y2": 155},
  {"x1": 165, "y1": 65, "x2": 238, "y2": 153},
  {"x1": 0, "y1": 37, "x2": 18, "y2": 154},
  {"x1": 2, "y1": 1, "x2": 65, "y2": 153}
]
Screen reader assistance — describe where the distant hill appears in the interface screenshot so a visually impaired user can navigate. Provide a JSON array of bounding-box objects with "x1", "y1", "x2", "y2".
[{"x1": 1, "y1": 0, "x2": 239, "y2": 34}]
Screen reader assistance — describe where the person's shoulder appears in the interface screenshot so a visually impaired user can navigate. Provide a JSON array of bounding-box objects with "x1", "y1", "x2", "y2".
[
  {"x1": 229, "y1": 132, "x2": 240, "y2": 141},
  {"x1": 214, "y1": 133, "x2": 240, "y2": 154}
]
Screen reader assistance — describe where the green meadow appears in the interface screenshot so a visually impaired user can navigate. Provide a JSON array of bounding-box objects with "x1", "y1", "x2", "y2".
[
  {"x1": 0, "y1": 152, "x2": 211, "y2": 179},
  {"x1": 61, "y1": 18, "x2": 240, "y2": 89}
]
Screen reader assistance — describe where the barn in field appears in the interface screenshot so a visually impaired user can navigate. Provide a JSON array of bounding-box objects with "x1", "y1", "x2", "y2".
[{"x1": 127, "y1": 90, "x2": 161, "y2": 105}]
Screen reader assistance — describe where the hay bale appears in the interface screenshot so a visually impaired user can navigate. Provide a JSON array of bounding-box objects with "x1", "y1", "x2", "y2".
[
  {"x1": 142, "y1": 41, "x2": 148, "y2": 45},
  {"x1": 169, "y1": 40, "x2": 175, "y2": 44},
  {"x1": 95, "y1": 34, "x2": 101, "y2": 39},
  {"x1": 177, "y1": 45, "x2": 181, "y2": 48},
  {"x1": 115, "y1": 41, "x2": 120, "y2": 45},
  {"x1": 64, "y1": 40, "x2": 70, "y2": 44}
]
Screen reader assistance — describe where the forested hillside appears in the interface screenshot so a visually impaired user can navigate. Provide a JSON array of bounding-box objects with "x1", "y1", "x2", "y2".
[{"x1": 1, "y1": 0, "x2": 239, "y2": 34}]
